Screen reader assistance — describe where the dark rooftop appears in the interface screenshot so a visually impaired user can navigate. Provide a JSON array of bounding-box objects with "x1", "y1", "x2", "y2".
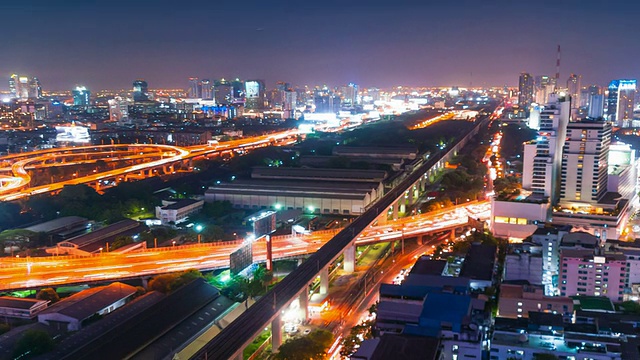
[
  {"x1": 370, "y1": 334, "x2": 440, "y2": 360},
  {"x1": 40, "y1": 282, "x2": 136, "y2": 321},
  {"x1": 459, "y1": 243, "x2": 497, "y2": 281},
  {"x1": 251, "y1": 166, "x2": 387, "y2": 183},
  {"x1": 409, "y1": 258, "x2": 446, "y2": 276},
  {"x1": 0, "y1": 296, "x2": 48, "y2": 310},
  {"x1": 24, "y1": 216, "x2": 89, "y2": 234}
]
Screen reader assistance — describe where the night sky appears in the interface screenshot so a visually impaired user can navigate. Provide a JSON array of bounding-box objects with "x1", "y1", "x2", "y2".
[{"x1": 2, "y1": 0, "x2": 639, "y2": 91}]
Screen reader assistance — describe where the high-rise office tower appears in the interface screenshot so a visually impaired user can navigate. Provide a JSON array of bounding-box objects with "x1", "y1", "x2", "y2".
[
  {"x1": 283, "y1": 89, "x2": 297, "y2": 119},
  {"x1": 132, "y1": 79, "x2": 149, "y2": 102},
  {"x1": 244, "y1": 80, "x2": 265, "y2": 110},
  {"x1": 559, "y1": 119, "x2": 611, "y2": 205},
  {"x1": 344, "y1": 83, "x2": 359, "y2": 106},
  {"x1": 518, "y1": 73, "x2": 534, "y2": 109},
  {"x1": 188, "y1": 77, "x2": 201, "y2": 98},
  {"x1": 617, "y1": 80, "x2": 636, "y2": 127},
  {"x1": 522, "y1": 93, "x2": 571, "y2": 204},
  {"x1": 9, "y1": 74, "x2": 17, "y2": 98},
  {"x1": 566, "y1": 74, "x2": 581, "y2": 117},
  {"x1": 29, "y1": 78, "x2": 42, "y2": 99},
  {"x1": 534, "y1": 75, "x2": 556, "y2": 104},
  {"x1": 606, "y1": 79, "x2": 637, "y2": 127},
  {"x1": 214, "y1": 79, "x2": 233, "y2": 105},
  {"x1": 588, "y1": 94, "x2": 605, "y2": 118},
  {"x1": 108, "y1": 96, "x2": 131, "y2": 124},
  {"x1": 72, "y1": 86, "x2": 91, "y2": 106},
  {"x1": 201, "y1": 79, "x2": 213, "y2": 100},
  {"x1": 231, "y1": 79, "x2": 244, "y2": 102}
]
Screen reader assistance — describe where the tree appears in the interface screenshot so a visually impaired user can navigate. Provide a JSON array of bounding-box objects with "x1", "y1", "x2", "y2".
[
  {"x1": 274, "y1": 330, "x2": 334, "y2": 360},
  {"x1": 12, "y1": 329, "x2": 54, "y2": 358},
  {"x1": 36, "y1": 288, "x2": 60, "y2": 304},
  {"x1": 110, "y1": 235, "x2": 134, "y2": 251},
  {"x1": 148, "y1": 269, "x2": 203, "y2": 293}
]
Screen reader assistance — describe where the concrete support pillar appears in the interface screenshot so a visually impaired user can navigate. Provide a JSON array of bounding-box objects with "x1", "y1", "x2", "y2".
[
  {"x1": 343, "y1": 244, "x2": 356, "y2": 274},
  {"x1": 141, "y1": 278, "x2": 148, "y2": 289},
  {"x1": 272, "y1": 315, "x2": 282, "y2": 351},
  {"x1": 408, "y1": 187, "x2": 414, "y2": 206},
  {"x1": 392, "y1": 202, "x2": 399, "y2": 220},
  {"x1": 450, "y1": 230, "x2": 456, "y2": 241},
  {"x1": 299, "y1": 290, "x2": 309, "y2": 322},
  {"x1": 417, "y1": 235, "x2": 423, "y2": 245},
  {"x1": 319, "y1": 267, "x2": 329, "y2": 295}
]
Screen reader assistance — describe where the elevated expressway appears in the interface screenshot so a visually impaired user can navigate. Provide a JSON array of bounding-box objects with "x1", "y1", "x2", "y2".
[
  {"x1": 0, "y1": 201, "x2": 489, "y2": 292},
  {"x1": 0, "y1": 130, "x2": 299, "y2": 202},
  {"x1": 191, "y1": 113, "x2": 493, "y2": 359}
]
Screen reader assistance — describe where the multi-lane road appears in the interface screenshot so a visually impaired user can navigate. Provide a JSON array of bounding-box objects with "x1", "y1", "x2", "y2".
[
  {"x1": 0, "y1": 201, "x2": 489, "y2": 291},
  {"x1": 0, "y1": 130, "x2": 300, "y2": 201}
]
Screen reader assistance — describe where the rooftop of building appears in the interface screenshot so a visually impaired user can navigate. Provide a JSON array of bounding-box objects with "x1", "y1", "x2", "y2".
[
  {"x1": 251, "y1": 166, "x2": 388, "y2": 182},
  {"x1": 61, "y1": 278, "x2": 228, "y2": 360},
  {"x1": 492, "y1": 330, "x2": 621, "y2": 356},
  {"x1": 532, "y1": 224, "x2": 572, "y2": 236},
  {"x1": 367, "y1": 334, "x2": 440, "y2": 360},
  {"x1": 40, "y1": 282, "x2": 136, "y2": 321},
  {"x1": 160, "y1": 198, "x2": 203, "y2": 210},
  {"x1": 419, "y1": 292, "x2": 472, "y2": 328},
  {"x1": 206, "y1": 179, "x2": 379, "y2": 200},
  {"x1": 459, "y1": 243, "x2": 497, "y2": 281},
  {"x1": 332, "y1": 145, "x2": 418, "y2": 156},
  {"x1": 24, "y1": 216, "x2": 89, "y2": 234},
  {"x1": 0, "y1": 296, "x2": 48, "y2": 310},
  {"x1": 561, "y1": 231, "x2": 600, "y2": 248},
  {"x1": 62, "y1": 219, "x2": 141, "y2": 248},
  {"x1": 572, "y1": 296, "x2": 616, "y2": 313},
  {"x1": 408, "y1": 258, "x2": 446, "y2": 276}
]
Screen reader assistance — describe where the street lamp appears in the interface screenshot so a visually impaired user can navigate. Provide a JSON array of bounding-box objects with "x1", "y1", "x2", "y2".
[{"x1": 195, "y1": 224, "x2": 204, "y2": 243}]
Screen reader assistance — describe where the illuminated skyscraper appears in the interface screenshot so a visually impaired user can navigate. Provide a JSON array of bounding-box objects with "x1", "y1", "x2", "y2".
[
  {"x1": 72, "y1": 86, "x2": 91, "y2": 106},
  {"x1": 108, "y1": 96, "x2": 131, "y2": 124},
  {"x1": 522, "y1": 93, "x2": 571, "y2": 204},
  {"x1": 214, "y1": 79, "x2": 233, "y2": 105},
  {"x1": 9, "y1": 74, "x2": 17, "y2": 98},
  {"x1": 9, "y1": 74, "x2": 40, "y2": 100},
  {"x1": 606, "y1": 79, "x2": 636, "y2": 127},
  {"x1": 534, "y1": 75, "x2": 555, "y2": 104},
  {"x1": 201, "y1": 79, "x2": 213, "y2": 100},
  {"x1": 559, "y1": 119, "x2": 611, "y2": 205},
  {"x1": 518, "y1": 73, "x2": 534, "y2": 110},
  {"x1": 132, "y1": 79, "x2": 149, "y2": 102},
  {"x1": 344, "y1": 82, "x2": 359, "y2": 106},
  {"x1": 566, "y1": 74, "x2": 581, "y2": 117},
  {"x1": 244, "y1": 80, "x2": 265, "y2": 110},
  {"x1": 283, "y1": 89, "x2": 297, "y2": 119},
  {"x1": 188, "y1": 77, "x2": 201, "y2": 98}
]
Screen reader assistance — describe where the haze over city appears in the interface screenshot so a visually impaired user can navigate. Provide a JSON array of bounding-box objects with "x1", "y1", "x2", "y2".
[
  {"x1": 6, "y1": 1, "x2": 640, "y2": 360},
  {"x1": 3, "y1": 0, "x2": 640, "y2": 90}
]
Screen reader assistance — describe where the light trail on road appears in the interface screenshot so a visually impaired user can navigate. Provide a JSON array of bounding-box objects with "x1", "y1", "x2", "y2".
[{"x1": 0, "y1": 201, "x2": 489, "y2": 291}]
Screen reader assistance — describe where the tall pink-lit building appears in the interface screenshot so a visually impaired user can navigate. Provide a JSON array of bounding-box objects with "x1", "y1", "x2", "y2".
[{"x1": 560, "y1": 248, "x2": 626, "y2": 302}]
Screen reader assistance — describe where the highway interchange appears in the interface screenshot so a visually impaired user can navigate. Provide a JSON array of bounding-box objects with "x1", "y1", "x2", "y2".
[{"x1": 0, "y1": 201, "x2": 489, "y2": 291}]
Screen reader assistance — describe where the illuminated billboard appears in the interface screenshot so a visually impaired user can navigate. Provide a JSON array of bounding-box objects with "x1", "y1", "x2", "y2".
[
  {"x1": 230, "y1": 242, "x2": 253, "y2": 275},
  {"x1": 245, "y1": 81, "x2": 260, "y2": 98},
  {"x1": 55, "y1": 126, "x2": 91, "y2": 143},
  {"x1": 247, "y1": 210, "x2": 277, "y2": 239}
]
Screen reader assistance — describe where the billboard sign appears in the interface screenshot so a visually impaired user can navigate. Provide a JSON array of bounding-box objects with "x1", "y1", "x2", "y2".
[{"x1": 230, "y1": 242, "x2": 253, "y2": 275}]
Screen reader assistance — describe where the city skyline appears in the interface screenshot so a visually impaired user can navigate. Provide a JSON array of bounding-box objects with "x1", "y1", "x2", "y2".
[{"x1": 2, "y1": 0, "x2": 640, "y2": 91}]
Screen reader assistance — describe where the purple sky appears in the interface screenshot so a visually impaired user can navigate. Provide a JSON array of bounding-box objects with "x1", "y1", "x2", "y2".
[{"x1": 1, "y1": 0, "x2": 639, "y2": 91}]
